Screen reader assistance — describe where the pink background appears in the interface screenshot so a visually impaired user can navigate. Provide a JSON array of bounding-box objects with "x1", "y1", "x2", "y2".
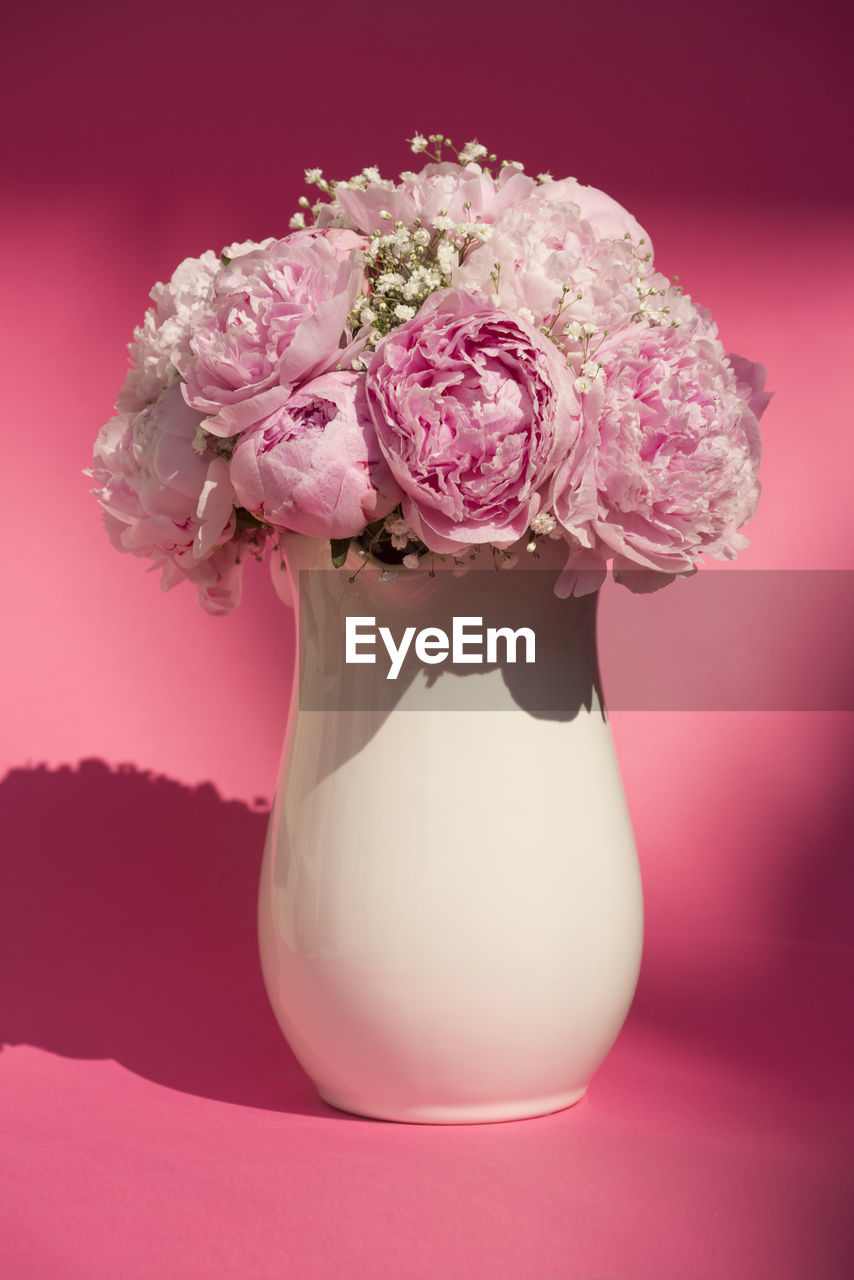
[{"x1": 2, "y1": 2, "x2": 852, "y2": 1276}]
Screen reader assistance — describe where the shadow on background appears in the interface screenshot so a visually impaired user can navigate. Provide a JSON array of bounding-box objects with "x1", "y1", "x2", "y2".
[
  {"x1": 599, "y1": 571, "x2": 854, "y2": 710},
  {"x1": 1, "y1": 754, "x2": 852, "y2": 1126},
  {"x1": 626, "y1": 716, "x2": 854, "y2": 1111},
  {"x1": 0, "y1": 759, "x2": 356, "y2": 1118}
]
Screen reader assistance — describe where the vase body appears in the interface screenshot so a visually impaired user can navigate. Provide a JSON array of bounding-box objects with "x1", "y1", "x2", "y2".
[{"x1": 259, "y1": 535, "x2": 643, "y2": 1123}]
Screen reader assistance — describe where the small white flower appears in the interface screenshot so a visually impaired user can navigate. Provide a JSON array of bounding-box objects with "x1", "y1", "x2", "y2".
[
  {"x1": 289, "y1": 212, "x2": 306, "y2": 230},
  {"x1": 537, "y1": 172, "x2": 554, "y2": 183},
  {"x1": 362, "y1": 166, "x2": 382, "y2": 183},
  {"x1": 359, "y1": 307, "x2": 377, "y2": 326},
  {"x1": 564, "y1": 321, "x2": 583, "y2": 340},
  {"x1": 393, "y1": 303, "x2": 416, "y2": 322},
  {"x1": 574, "y1": 375, "x2": 592, "y2": 394},
  {"x1": 376, "y1": 272, "x2": 405, "y2": 292},
  {"x1": 459, "y1": 141, "x2": 488, "y2": 164},
  {"x1": 517, "y1": 307, "x2": 536, "y2": 324},
  {"x1": 385, "y1": 515, "x2": 413, "y2": 551},
  {"x1": 581, "y1": 360, "x2": 601, "y2": 379},
  {"x1": 432, "y1": 214, "x2": 454, "y2": 232},
  {"x1": 403, "y1": 553, "x2": 421, "y2": 569},
  {"x1": 420, "y1": 267, "x2": 442, "y2": 291},
  {"x1": 582, "y1": 323, "x2": 597, "y2": 337},
  {"x1": 436, "y1": 244, "x2": 457, "y2": 275},
  {"x1": 409, "y1": 133, "x2": 428, "y2": 154},
  {"x1": 531, "y1": 511, "x2": 557, "y2": 536},
  {"x1": 304, "y1": 168, "x2": 323, "y2": 185}
]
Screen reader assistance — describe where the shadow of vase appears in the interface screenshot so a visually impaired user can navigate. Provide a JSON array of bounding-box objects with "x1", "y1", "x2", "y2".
[{"x1": 0, "y1": 758, "x2": 357, "y2": 1117}]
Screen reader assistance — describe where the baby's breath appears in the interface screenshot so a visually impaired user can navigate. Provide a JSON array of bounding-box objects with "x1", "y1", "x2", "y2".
[
  {"x1": 346, "y1": 207, "x2": 493, "y2": 342},
  {"x1": 191, "y1": 425, "x2": 237, "y2": 461},
  {"x1": 458, "y1": 140, "x2": 488, "y2": 164},
  {"x1": 531, "y1": 511, "x2": 558, "y2": 537},
  {"x1": 289, "y1": 135, "x2": 510, "y2": 344}
]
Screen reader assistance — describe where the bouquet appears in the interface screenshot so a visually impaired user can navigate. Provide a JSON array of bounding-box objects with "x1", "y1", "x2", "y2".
[{"x1": 89, "y1": 134, "x2": 770, "y2": 614}]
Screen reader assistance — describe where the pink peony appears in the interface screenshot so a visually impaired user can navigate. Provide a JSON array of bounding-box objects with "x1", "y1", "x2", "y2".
[
  {"x1": 90, "y1": 382, "x2": 245, "y2": 614},
  {"x1": 176, "y1": 231, "x2": 366, "y2": 437},
  {"x1": 455, "y1": 191, "x2": 646, "y2": 342},
  {"x1": 365, "y1": 289, "x2": 581, "y2": 552},
  {"x1": 230, "y1": 372, "x2": 401, "y2": 539},
  {"x1": 535, "y1": 177, "x2": 649, "y2": 245},
  {"x1": 552, "y1": 308, "x2": 768, "y2": 595},
  {"x1": 118, "y1": 240, "x2": 273, "y2": 414}
]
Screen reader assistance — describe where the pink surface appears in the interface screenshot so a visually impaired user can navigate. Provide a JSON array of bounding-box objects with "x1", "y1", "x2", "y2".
[{"x1": 2, "y1": 1, "x2": 853, "y2": 1277}]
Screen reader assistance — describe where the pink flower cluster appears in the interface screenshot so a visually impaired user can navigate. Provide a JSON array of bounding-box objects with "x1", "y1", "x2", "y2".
[{"x1": 90, "y1": 140, "x2": 770, "y2": 613}]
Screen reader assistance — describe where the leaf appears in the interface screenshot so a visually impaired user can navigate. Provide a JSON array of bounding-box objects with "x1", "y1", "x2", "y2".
[{"x1": 330, "y1": 538, "x2": 351, "y2": 568}]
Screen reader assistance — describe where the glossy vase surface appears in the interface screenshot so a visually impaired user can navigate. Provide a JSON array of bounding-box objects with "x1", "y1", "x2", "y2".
[{"x1": 258, "y1": 534, "x2": 643, "y2": 1124}]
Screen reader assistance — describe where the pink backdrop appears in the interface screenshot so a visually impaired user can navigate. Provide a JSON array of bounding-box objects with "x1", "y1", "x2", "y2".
[{"x1": 2, "y1": 2, "x2": 852, "y2": 1276}]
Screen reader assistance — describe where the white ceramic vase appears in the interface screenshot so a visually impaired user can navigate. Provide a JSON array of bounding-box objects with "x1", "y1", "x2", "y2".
[{"x1": 258, "y1": 534, "x2": 643, "y2": 1124}]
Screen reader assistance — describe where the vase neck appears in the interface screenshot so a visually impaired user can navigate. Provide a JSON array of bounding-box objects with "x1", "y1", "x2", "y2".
[{"x1": 282, "y1": 536, "x2": 603, "y2": 721}]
